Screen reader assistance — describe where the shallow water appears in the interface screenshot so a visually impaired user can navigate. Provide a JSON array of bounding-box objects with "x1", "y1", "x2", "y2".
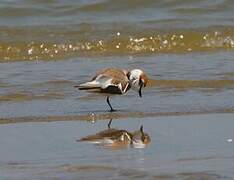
[
  {"x1": 0, "y1": 52, "x2": 234, "y2": 179},
  {"x1": 1, "y1": 0, "x2": 234, "y2": 179},
  {"x1": 1, "y1": 114, "x2": 234, "y2": 179},
  {"x1": 0, "y1": 53, "x2": 234, "y2": 119}
]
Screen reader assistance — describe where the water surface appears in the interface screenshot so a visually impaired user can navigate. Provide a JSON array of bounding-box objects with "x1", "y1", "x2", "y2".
[
  {"x1": 1, "y1": 0, "x2": 234, "y2": 179},
  {"x1": 1, "y1": 114, "x2": 234, "y2": 179},
  {"x1": 1, "y1": 0, "x2": 234, "y2": 61}
]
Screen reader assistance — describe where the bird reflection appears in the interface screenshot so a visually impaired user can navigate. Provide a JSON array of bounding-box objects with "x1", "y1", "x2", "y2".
[{"x1": 77, "y1": 119, "x2": 151, "y2": 149}]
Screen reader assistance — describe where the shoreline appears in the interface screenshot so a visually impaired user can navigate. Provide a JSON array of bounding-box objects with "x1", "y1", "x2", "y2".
[{"x1": 1, "y1": 108, "x2": 234, "y2": 125}]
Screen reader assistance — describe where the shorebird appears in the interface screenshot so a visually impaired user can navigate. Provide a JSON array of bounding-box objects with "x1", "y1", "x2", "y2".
[
  {"x1": 75, "y1": 67, "x2": 148, "y2": 111},
  {"x1": 78, "y1": 119, "x2": 150, "y2": 149}
]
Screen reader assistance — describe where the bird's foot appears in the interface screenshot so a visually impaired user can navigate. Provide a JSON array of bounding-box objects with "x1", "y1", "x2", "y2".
[{"x1": 109, "y1": 109, "x2": 116, "y2": 112}]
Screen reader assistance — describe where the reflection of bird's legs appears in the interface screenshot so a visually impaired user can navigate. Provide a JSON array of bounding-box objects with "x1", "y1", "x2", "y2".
[
  {"x1": 108, "y1": 119, "x2": 113, "y2": 129},
  {"x1": 140, "y1": 125, "x2": 145, "y2": 142},
  {"x1": 106, "y1": 96, "x2": 115, "y2": 112}
]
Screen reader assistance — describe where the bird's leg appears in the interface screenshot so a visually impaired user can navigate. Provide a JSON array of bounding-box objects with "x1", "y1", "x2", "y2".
[
  {"x1": 108, "y1": 119, "x2": 113, "y2": 129},
  {"x1": 106, "y1": 96, "x2": 115, "y2": 112}
]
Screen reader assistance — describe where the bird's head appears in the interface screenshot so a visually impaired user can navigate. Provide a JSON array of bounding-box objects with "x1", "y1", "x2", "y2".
[
  {"x1": 128, "y1": 69, "x2": 148, "y2": 97},
  {"x1": 131, "y1": 125, "x2": 151, "y2": 148}
]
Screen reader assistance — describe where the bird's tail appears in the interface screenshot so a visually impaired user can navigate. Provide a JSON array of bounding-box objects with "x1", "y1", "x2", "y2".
[{"x1": 74, "y1": 81, "x2": 101, "y2": 90}]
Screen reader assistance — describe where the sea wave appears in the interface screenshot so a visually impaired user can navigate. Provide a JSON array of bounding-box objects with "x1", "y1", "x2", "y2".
[
  {"x1": 1, "y1": 0, "x2": 234, "y2": 61},
  {"x1": 1, "y1": 26, "x2": 234, "y2": 61}
]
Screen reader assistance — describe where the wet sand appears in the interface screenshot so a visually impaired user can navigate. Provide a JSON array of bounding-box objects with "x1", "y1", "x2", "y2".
[{"x1": 0, "y1": 113, "x2": 234, "y2": 179}]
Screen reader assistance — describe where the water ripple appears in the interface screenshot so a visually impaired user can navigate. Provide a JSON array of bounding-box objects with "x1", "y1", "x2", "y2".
[{"x1": 1, "y1": 26, "x2": 234, "y2": 61}]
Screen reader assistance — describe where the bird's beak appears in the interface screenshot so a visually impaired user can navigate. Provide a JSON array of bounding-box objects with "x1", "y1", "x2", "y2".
[
  {"x1": 138, "y1": 81, "x2": 143, "y2": 98},
  {"x1": 139, "y1": 85, "x2": 142, "y2": 97}
]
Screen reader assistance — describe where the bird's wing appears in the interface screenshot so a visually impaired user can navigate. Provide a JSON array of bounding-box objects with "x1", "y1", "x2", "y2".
[
  {"x1": 78, "y1": 129, "x2": 124, "y2": 141},
  {"x1": 76, "y1": 68, "x2": 130, "y2": 93},
  {"x1": 95, "y1": 68, "x2": 130, "y2": 93}
]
